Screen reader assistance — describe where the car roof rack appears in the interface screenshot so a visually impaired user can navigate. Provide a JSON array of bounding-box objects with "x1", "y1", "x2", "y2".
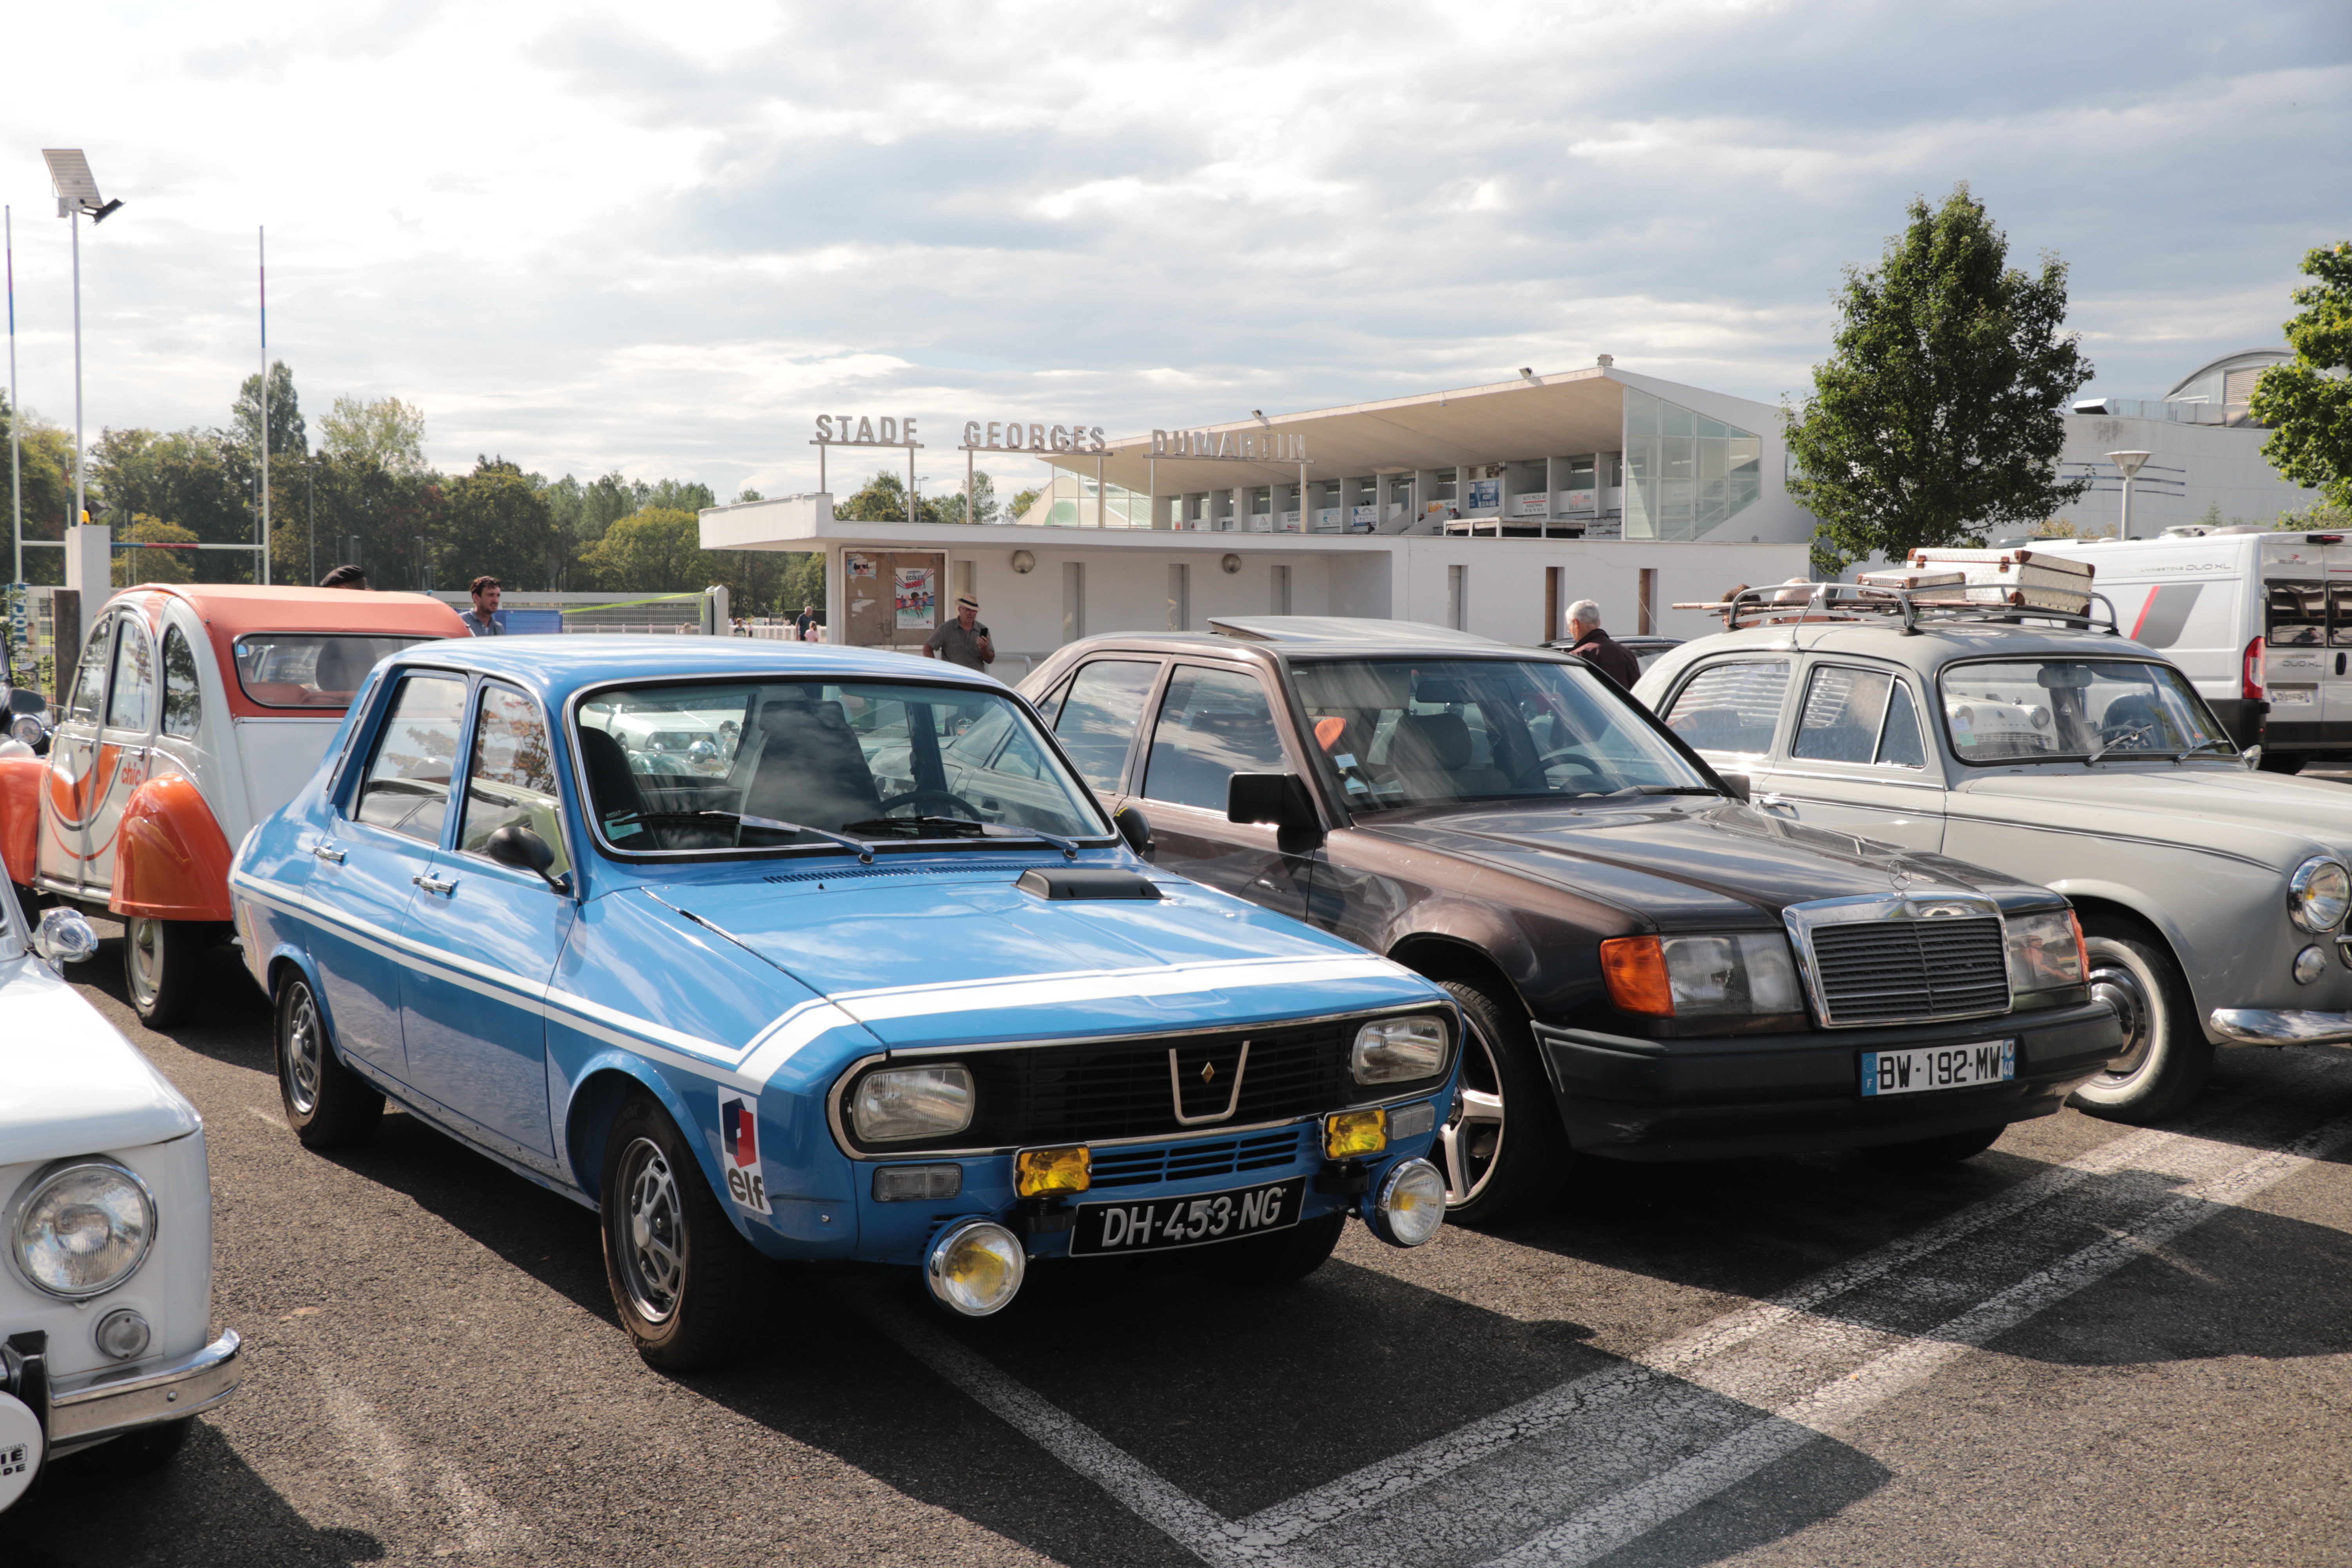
[{"x1": 1670, "y1": 583, "x2": 2122, "y2": 637}]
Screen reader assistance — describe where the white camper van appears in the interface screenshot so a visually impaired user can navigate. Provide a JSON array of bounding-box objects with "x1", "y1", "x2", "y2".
[{"x1": 2030, "y1": 527, "x2": 2347, "y2": 771}]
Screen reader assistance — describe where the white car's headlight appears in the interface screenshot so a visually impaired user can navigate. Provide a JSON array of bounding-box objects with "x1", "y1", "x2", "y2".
[
  {"x1": 2005, "y1": 909, "x2": 2087, "y2": 995},
  {"x1": 851, "y1": 1066, "x2": 975, "y2": 1142},
  {"x1": 11, "y1": 1160, "x2": 156, "y2": 1299},
  {"x1": 2288, "y1": 857, "x2": 2351, "y2": 933},
  {"x1": 1351, "y1": 1016, "x2": 1450, "y2": 1083}
]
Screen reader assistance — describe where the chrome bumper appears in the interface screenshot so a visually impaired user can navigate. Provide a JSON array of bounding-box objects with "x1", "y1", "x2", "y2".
[
  {"x1": 2209, "y1": 1009, "x2": 2352, "y2": 1047},
  {"x1": 46, "y1": 1329, "x2": 242, "y2": 1456}
]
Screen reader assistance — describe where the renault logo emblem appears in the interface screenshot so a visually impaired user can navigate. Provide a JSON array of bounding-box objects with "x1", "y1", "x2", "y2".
[{"x1": 1171, "y1": 1042, "x2": 1251, "y2": 1126}]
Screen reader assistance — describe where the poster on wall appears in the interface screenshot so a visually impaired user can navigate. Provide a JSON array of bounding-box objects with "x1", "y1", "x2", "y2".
[
  {"x1": 894, "y1": 566, "x2": 937, "y2": 630},
  {"x1": 1467, "y1": 478, "x2": 1501, "y2": 512},
  {"x1": 846, "y1": 553, "x2": 877, "y2": 580},
  {"x1": 1511, "y1": 491, "x2": 1550, "y2": 517}
]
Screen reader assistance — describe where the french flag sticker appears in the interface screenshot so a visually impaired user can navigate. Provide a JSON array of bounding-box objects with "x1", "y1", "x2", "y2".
[{"x1": 717, "y1": 1093, "x2": 771, "y2": 1215}]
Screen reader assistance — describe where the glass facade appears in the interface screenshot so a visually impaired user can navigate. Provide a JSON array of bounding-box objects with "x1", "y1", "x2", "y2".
[{"x1": 1623, "y1": 387, "x2": 1762, "y2": 541}]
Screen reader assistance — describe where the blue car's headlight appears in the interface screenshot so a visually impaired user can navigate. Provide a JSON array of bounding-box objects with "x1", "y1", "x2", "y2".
[
  {"x1": 851, "y1": 1066, "x2": 975, "y2": 1142},
  {"x1": 1351, "y1": 1016, "x2": 1448, "y2": 1083}
]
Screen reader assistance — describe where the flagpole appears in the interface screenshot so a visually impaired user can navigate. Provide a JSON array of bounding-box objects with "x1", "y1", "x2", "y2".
[
  {"x1": 8, "y1": 204, "x2": 20, "y2": 588},
  {"x1": 259, "y1": 226, "x2": 269, "y2": 585}
]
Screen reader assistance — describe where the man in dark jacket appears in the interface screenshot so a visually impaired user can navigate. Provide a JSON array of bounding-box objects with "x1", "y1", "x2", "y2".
[{"x1": 1564, "y1": 599, "x2": 1641, "y2": 687}]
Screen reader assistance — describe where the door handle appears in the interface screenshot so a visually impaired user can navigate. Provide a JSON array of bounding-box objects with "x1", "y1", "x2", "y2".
[
  {"x1": 1754, "y1": 793, "x2": 1796, "y2": 812},
  {"x1": 311, "y1": 843, "x2": 347, "y2": 864},
  {"x1": 2337, "y1": 652, "x2": 2345, "y2": 677},
  {"x1": 412, "y1": 873, "x2": 457, "y2": 897}
]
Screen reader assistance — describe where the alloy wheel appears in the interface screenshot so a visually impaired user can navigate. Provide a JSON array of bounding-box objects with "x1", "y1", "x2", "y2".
[
  {"x1": 614, "y1": 1137, "x2": 685, "y2": 1324},
  {"x1": 1436, "y1": 1016, "x2": 1506, "y2": 1208}
]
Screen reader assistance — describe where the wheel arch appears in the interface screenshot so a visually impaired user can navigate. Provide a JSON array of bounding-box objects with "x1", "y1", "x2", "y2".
[
  {"x1": 1385, "y1": 932, "x2": 1530, "y2": 1018},
  {"x1": 561, "y1": 1059, "x2": 710, "y2": 1209},
  {"x1": 0, "y1": 753, "x2": 41, "y2": 887},
  {"x1": 111, "y1": 774, "x2": 234, "y2": 922}
]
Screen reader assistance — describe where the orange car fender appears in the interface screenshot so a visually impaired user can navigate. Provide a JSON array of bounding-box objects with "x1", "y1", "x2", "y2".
[
  {"x1": 0, "y1": 755, "x2": 41, "y2": 886},
  {"x1": 111, "y1": 774, "x2": 235, "y2": 922}
]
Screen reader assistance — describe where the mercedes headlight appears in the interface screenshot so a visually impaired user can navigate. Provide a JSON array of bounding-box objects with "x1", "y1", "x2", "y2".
[
  {"x1": 2005, "y1": 909, "x2": 2087, "y2": 995},
  {"x1": 851, "y1": 1065, "x2": 975, "y2": 1142},
  {"x1": 2287, "y1": 856, "x2": 2351, "y2": 933},
  {"x1": 1602, "y1": 933, "x2": 1803, "y2": 1018},
  {"x1": 1351, "y1": 1016, "x2": 1448, "y2": 1083},
  {"x1": 11, "y1": 1160, "x2": 156, "y2": 1300}
]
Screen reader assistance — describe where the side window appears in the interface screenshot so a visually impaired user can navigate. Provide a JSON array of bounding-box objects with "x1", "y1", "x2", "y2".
[
  {"x1": 105, "y1": 621, "x2": 157, "y2": 733},
  {"x1": 161, "y1": 627, "x2": 203, "y2": 739},
  {"x1": 354, "y1": 674, "x2": 469, "y2": 843},
  {"x1": 1791, "y1": 666, "x2": 1892, "y2": 764},
  {"x1": 1053, "y1": 661, "x2": 1161, "y2": 796},
  {"x1": 65, "y1": 621, "x2": 112, "y2": 724},
  {"x1": 1143, "y1": 665, "x2": 1289, "y2": 811},
  {"x1": 1877, "y1": 682, "x2": 1927, "y2": 768},
  {"x1": 1661, "y1": 660, "x2": 1790, "y2": 755},
  {"x1": 2268, "y1": 581, "x2": 2324, "y2": 646},
  {"x1": 458, "y1": 683, "x2": 570, "y2": 874},
  {"x1": 1030, "y1": 675, "x2": 1073, "y2": 726}
]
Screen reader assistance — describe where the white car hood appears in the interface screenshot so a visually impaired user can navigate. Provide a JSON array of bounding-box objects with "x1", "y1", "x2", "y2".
[
  {"x1": 0, "y1": 952, "x2": 201, "y2": 1164},
  {"x1": 1953, "y1": 764, "x2": 2352, "y2": 861}
]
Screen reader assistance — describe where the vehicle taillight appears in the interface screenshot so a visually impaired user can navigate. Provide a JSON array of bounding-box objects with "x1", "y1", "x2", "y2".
[{"x1": 2243, "y1": 637, "x2": 2265, "y2": 702}]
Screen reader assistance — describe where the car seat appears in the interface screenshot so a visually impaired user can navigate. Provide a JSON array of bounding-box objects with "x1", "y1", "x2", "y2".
[
  {"x1": 577, "y1": 727, "x2": 648, "y2": 838},
  {"x1": 1386, "y1": 711, "x2": 1512, "y2": 799},
  {"x1": 742, "y1": 695, "x2": 883, "y2": 829}
]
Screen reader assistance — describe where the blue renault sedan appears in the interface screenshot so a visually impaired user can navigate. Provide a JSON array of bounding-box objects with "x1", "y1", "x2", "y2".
[{"x1": 229, "y1": 639, "x2": 1457, "y2": 1367}]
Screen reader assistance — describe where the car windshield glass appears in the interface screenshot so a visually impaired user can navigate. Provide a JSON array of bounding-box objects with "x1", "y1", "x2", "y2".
[
  {"x1": 575, "y1": 679, "x2": 1112, "y2": 853},
  {"x1": 1938, "y1": 659, "x2": 2230, "y2": 763},
  {"x1": 1290, "y1": 656, "x2": 1712, "y2": 810},
  {"x1": 234, "y1": 634, "x2": 425, "y2": 709}
]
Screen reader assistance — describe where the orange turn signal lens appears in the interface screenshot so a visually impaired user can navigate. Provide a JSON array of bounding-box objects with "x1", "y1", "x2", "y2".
[
  {"x1": 1600, "y1": 935, "x2": 1675, "y2": 1016},
  {"x1": 1014, "y1": 1145, "x2": 1091, "y2": 1198}
]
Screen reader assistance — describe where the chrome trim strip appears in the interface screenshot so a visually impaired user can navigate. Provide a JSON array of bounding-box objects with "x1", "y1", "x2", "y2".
[
  {"x1": 1782, "y1": 893, "x2": 2012, "y2": 1031},
  {"x1": 49, "y1": 1329, "x2": 243, "y2": 1446},
  {"x1": 1169, "y1": 1041, "x2": 1250, "y2": 1126},
  {"x1": 878, "y1": 1001, "x2": 1447, "y2": 1059},
  {"x1": 2208, "y1": 1008, "x2": 2352, "y2": 1047}
]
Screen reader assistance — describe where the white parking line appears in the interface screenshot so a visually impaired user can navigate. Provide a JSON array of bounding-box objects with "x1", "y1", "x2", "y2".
[
  {"x1": 1485, "y1": 1108, "x2": 2352, "y2": 1567},
  {"x1": 855, "y1": 1052, "x2": 2352, "y2": 1568}
]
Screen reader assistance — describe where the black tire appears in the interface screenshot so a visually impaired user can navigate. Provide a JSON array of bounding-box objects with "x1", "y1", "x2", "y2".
[
  {"x1": 2069, "y1": 921, "x2": 2212, "y2": 1124},
  {"x1": 11, "y1": 880, "x2": 39, "y2": 931},
  {"x1": 1432, "y1": 977, "x2": 1573, "y2": 1227},
  {"x1": 124, "y1": 916, "x2": 210, "y2": 1029},
  {"x1": 275, "y1": 973, "x2": 384, "y2": 1149},
  {"x1": 600, "y1": 1093, "x2": 772, "y2": 1371},
  {"x1": 104, "y1": 1416, "x2": 194, "y2": 1469},
  {"x1": 1860, "y1": 1123, "x2": 2005, "y2": 1169},
  {"x1": 1218, "y1": 1210, "x2": 1346, "y2": 1285}
]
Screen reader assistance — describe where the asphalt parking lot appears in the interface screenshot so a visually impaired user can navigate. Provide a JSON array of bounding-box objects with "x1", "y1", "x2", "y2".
[{"x1": 11, "y1": 931, "x2": 2352, "y2": 1568}]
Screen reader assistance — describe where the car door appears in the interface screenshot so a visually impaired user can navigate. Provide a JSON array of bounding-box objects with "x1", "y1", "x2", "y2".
[
  {"x1": 1748, "y1": 660, "x2": 1946, "y2": 852},
  {"x1": 38, "y1": 616, "x2": 118, "y2": 894},
  {"x1": 308, "y1": 670, "x2": 470, "y2": 1080},
  {"x1": 397, "y1": 679, "x2": 570, "y2": 1161},
  {"x1": 85, "y1": 610, "x2": 162, "y2": 895},
  {"x1": 1135, "y1": 662, "x2": 1314, "y2": 920},
  {"x1": 1655, "y1": 655, "x2": 1795, "y2": 786}
]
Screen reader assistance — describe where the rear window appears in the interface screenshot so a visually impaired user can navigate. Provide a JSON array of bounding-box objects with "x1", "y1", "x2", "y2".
[{"x1": 233, "y1": 634, "x2": 425, "y2": 708}]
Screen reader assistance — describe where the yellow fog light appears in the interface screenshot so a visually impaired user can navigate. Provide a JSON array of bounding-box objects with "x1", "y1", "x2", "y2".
[
  {"x1": 1324, "y1": 1108, "x2": 1388, "y2": 1159},
  {"x1": 1014, "y1": 1145, "x2": 1092, "y2": 1198},
  {"x1": 924, "y1": 1219, "x2": 1026, "y2": 1317}
]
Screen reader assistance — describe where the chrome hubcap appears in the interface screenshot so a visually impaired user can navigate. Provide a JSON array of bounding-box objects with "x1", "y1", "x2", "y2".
[
  {"x1": 2088, "y1": 953, "x2": 2155, "y2": 1084},
  {"x1": 283, "y1": 985, "x2": 323, "y2": 1115},
  {"x1": 1437, "y1": 1020, "x2": 1506, "y2": 1208},
  {"x1": 615, "y1": 1138, "x2": 684, "y2": 1324},
  {"x1": 127, "y1": 918, "x2": 163, "y2": 1009}
]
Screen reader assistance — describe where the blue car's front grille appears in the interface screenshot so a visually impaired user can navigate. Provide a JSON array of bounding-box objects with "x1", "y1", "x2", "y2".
[{"x1": 1088, "y1": 1128, "x2": 1307, "y2": 1189}]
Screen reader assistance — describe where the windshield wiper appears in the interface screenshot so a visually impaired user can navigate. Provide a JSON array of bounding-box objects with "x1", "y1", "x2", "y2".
[
  {"x1": 842, "y1": 814, "x2": 986, "y2": 839},
  {"x1": 983, "y1": 823, "x2": 1082, "y2": 860},
  {"x1": 1610, "y1": 785, "x2": 1722, "y2": 797},
  {"x1": 2172, "y1": 737, "x2": 2239, "y2": 761},
  {"x1": 2084, "y1": 722, "x2": 2159, "y2": 765},
  {"x1": 635, "y1": 809, "x2": 876, "y2": 862}
]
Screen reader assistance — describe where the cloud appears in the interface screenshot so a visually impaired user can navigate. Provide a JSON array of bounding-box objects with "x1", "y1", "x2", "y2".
[{"x1": 2, "y1": 0, "x2": 2343, "y2": 502}]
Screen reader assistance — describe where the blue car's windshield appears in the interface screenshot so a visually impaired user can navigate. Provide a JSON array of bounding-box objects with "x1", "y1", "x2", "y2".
[
  {"x1": 1289, "y1": 656, "x2": 1711, "y2": 810},
  {"x1": 575, "y1": 679, "x2": 1111, "y2": 853}
]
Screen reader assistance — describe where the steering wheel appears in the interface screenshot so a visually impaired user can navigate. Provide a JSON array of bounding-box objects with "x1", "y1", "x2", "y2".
[
  {"x1": 1532, "y1": 750, "x2": 1608, "y2": 786},
  {"x1": 875, "y1": 788, "x2": 987, "y2": 821}
]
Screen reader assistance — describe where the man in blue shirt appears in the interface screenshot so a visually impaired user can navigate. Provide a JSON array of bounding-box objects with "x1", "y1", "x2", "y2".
[{"x1": 461, "y1": 576, "x2": 508, "y2": 636}]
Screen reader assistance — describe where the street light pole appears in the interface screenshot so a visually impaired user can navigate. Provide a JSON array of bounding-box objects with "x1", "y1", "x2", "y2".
[
  {"x1": 7, "y1": 203, "x2": 19, "y2": 589},
  {"x1": 2107, "y1": 450, "x2": 2152, "y2": 540},
  {"x1": 258, "y1": 227, "x2": 269, "y2": 585}
]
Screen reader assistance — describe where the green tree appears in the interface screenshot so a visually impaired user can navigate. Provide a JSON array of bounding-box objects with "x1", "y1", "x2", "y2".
[
  {"x1": 832, "y1": 470, "x2": 946, "y2": 523},
  {"x1": 113, "y1": 515, "x2": 201, "y2": 587},
  {"x1": 2, "y1": 395, "x2": 78, "y2": 582},
  {"x1": 232, "y1": 361, "x2": 309, "y2": 463},
  {"x1": 2250, "y1": 241, "x2": 2352, "y2": 510},
  {"x1": 319, "y1": 395, "x2": 426, "y2": 475},
  {"x1": 932, "y1": 470, "x2": 998, "y2": 525},
  {"x1": 579, "y1": 506, "x2": 705, "y2": 592},
  {"x1": 1783, "y1": 184, "x2": 2094, "y2": 573},
  {"x1": 437, "y1": 457, "x2": 557, "y2": 592},
  {"x1": 1008, "y1": 486, "x2": 1042, "y2": 522}
]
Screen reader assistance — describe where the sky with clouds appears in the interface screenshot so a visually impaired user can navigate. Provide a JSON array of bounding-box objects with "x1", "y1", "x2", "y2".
[{"x1": 3, "y1": 0, "x2": 2345, "y2": 502}]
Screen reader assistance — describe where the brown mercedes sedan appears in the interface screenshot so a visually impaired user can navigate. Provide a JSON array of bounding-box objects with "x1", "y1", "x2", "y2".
[{"x1": 1016, "y1": 617, "x2": 2123, "y2": 1225}]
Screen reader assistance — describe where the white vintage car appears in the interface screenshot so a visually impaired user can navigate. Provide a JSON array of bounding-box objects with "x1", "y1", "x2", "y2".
[
  {"x1": 0, "y1": 584, "x2": 465, "y2": 1026},
  {"x1": 0, "y1": 893, "x2": 241, "y2": 1514},
  {"x1": 1639, "y1": 583, "x2": 2352, "y2": 1124}
]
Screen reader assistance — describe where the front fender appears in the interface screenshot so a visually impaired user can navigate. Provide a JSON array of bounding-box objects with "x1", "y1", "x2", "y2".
[
  {"x1": 112, "y1": 774, "x2": 234, "y2": 921},
  {"x1": 0, "y1": 753, "x2": 39, "y2": 884}
]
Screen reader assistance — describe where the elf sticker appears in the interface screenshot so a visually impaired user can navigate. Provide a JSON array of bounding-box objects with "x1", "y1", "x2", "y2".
[{"x1": 718, "y1": 1093, "x2": 771, "y2": 1216}]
